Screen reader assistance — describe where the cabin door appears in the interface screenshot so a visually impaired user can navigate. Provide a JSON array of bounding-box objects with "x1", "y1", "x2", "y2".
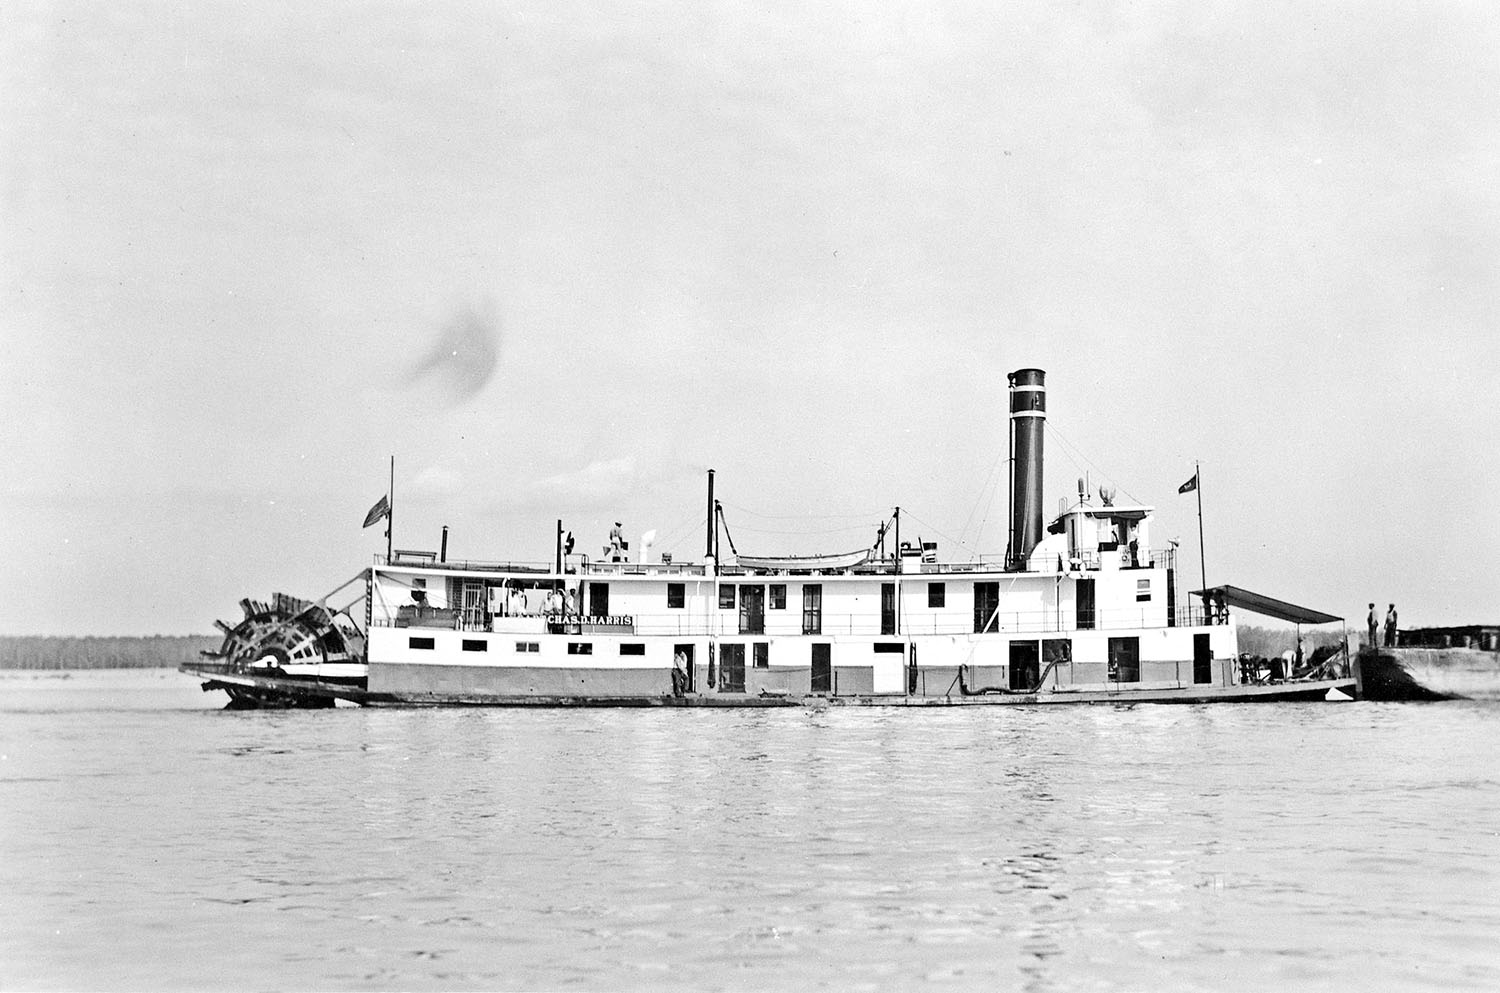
[
  {"x1": 739, "y1": 585, "x2": 765, "y2": 634},
  {"x1": 1076, "y1": 579, "x2": 1096, "y2": 630},
  {"x1": 1193, "y1": 633, "x2": 1213, "y2": 684},
  {"x1": 720, "y1": 644, "x2": 746, "y2": 692},
  {"x1": 811, "y1": 644, "x2": 832, "y2": 693},
  {"x1": 881, "y1": 583, "x2": 896, "y2": 635},
  {"x1": 675, "y1": 644, "x2": 695, "y2": 693},
  {"x1": 588, "y1": 582, "x2": 609, "y2": 618},
  {"x1": 462, "y1": 583, "x2": 484, "y2": 629},
  {"x1": 1009, "y1": 641, "x2": 1040, "y2": 690},
  {"x1": 974, "y1": 582, "x2": 1000, "y2": 633}
]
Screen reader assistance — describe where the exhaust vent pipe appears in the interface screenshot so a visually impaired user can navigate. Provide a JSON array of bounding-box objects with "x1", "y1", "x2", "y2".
[{"x1": 1008, "y1": 368, "x2": 1046, "y2": 570}]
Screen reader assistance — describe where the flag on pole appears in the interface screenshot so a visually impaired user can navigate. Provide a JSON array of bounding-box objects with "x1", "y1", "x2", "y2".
[
  {"x1": 1178, "y1": 472, "x2": 1198, "y2": 494},
  {"x1": 362, "y1": 494, "x2": 390, "y2": 528}
]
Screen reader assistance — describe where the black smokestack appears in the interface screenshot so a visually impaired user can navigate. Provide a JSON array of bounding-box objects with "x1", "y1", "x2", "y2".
[{"x1": 1008, "y1": 368, "x2": 1046, "y2": 571}]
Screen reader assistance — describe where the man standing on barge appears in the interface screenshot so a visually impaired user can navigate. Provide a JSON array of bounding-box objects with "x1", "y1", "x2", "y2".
[
  {"x1": 1367, "y1": 603, "x2": 1379, "y2": 649},
  {"x1": 1385, "y1": 604, "x2": 1399, "y2": 647}
]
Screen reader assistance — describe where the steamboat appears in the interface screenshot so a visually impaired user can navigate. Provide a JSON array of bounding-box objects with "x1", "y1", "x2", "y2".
[{"x1": 183, "y1": 368, "x2": 1355, "y2": 708}]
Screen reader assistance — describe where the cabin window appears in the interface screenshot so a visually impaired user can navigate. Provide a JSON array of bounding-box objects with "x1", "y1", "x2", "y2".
[
  {"x1": 719, "y1": 585, "x2": 736, "y2": 610},
  {"x1": 928, "y1": 583, "x2": 945, "y2": 608},
  {"x1": 462, "y1": 639, "x2": 487, "y2": 652},
  {"x1": 1043, "y1": 638, "x2": 1071, "y2": 667},
  {"x1": 567, "y1": 642, "x2": 594, "y2": 655},
  {"x1": 588, "y1": 583, "x2": 610, "y2": 618},
  {"x1": 412, "y1": 577, "x2": 427, "y2": 589},
  {"x1": 515, "y1": 642, "x2": 539, "y2": 653},
  {"x1": 408, "y1": 637, "x2": 435, "y2": 650},
  {"x1": 802, "y1": 584, "x2": 823, "y2": 635},
  {"x1": 667, "y1": 583, "x2": 685, "y2": 609},
  {"x1": 620, "y1": 643, "x2": 645, "y2": 656},
  {"x1": 1108, "y1": 637, "x2": 1140, "y2": 682},
  {"x1": 873, "y1": 643, "x2": 904, "y2": 654},
  {"x1": 1136, "y1": 578, "x2": 1151, "y2": 603},
  {"x1": 974, "y1": 582, "x2": 1000, "y2": 633},
  {"x1": 769, "y1": 584, "x2": 787, "y2": 610},
  {"x1": 753, "y1": 642, "x2": 769, "y2": 668},
  {"x1": 881, "y1": 583, "x2": 895, "y2": 635}
]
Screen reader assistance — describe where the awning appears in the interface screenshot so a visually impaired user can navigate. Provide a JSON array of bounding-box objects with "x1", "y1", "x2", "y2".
[{"x1": 1192, "y1": 584, "x2": 1342, "y2": 625}]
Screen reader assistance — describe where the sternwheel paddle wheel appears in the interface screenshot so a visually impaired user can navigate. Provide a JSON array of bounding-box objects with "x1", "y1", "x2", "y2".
[{"x1": 193, "y1": 593, "x2": 368, "y2": 709}]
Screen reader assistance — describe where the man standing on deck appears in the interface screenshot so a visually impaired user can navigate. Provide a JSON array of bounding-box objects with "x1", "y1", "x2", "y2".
[
  {"x1": 1385, "y1": 604, "x2": 1399, "y2": 647},
  {"x1": 1367, "y1": 603, "x2": 1379, "y2": 649}
]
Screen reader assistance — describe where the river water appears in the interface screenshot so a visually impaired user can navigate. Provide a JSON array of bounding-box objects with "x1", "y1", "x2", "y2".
[{"x1": 2, "y1": 669, "x2": 1497, "y2": 991}]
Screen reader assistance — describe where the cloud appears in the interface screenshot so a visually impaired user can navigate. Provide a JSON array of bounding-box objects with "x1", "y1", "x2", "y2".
[
  {"x1": 407, "y1": 300, "x2": 500, "y2": 404},
  {"x1": 525, "y1": 456, "x2": 640, "y2": 508},
  {"x1": 409, "y1": 464, "x2": 465, "y2": 500}
]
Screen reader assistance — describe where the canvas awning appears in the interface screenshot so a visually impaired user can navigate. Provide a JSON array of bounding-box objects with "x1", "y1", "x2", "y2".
[{"x1": 1192, "y1": 584, "x2": 1342, "y2": 625}]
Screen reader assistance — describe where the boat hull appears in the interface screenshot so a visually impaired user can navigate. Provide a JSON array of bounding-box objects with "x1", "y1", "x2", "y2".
[{"x1": 182, "y1": 660, "x2": 1352, "y2": 707}]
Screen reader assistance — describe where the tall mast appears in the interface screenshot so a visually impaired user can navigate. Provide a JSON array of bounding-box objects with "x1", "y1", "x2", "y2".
[
  {"x1": 387, "y1": 455, "x2": 394, "y2": 563},
  {"x1": 1195, "y1": 460, "x2": 1206, "y2": 593}
]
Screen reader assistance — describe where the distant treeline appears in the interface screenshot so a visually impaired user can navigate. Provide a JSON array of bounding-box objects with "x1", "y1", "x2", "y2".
[
  {"x1": 1236, "y1": 624, "x2": 1351, "y2": 658},
  {"x1": 0, "y1": 635, "x2": 220, "y2": 670}
]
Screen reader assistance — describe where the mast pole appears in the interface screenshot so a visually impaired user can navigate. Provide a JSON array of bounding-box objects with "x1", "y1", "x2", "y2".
[
  {"x1": 1195, "y1": 460, "x2": 1206, "y2": 594},
  {"x1": 387, "y1": 455, "x2": 394, "y2": 564},
  {"x1": 705, "y1": 469, "x2": 716, "y2": 571},
  {"x1": 894, "y1": 506, "x2": 901, "y2": 636}
]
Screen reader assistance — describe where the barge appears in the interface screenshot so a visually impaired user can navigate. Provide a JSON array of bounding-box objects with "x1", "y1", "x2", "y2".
[{"x1": 184, "y1": 368, "x2": 1355, "y2": 708}]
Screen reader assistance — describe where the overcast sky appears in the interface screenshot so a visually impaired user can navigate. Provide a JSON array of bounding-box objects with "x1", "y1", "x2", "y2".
[{"x1": 3, "y1": 1, "x2": 1497, "y2": 636}]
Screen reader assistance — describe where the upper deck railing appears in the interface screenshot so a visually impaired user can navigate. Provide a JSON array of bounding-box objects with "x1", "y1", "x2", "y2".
[{"x1": 375, "y1": 546, "x2": 1179, "y2": 578}]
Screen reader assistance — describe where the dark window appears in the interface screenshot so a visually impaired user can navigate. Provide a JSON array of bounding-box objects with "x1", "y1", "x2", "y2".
[
  {"x1": 719, "y1": 585, "x2": 736, "y2": 610},
  {"x1": 409, "y1": 636, "x2": 435, "y2": 650},
  {"x1": 720, "y1": 644, "x2": 746, "y2": 692},
  {"x1": 928, "y1": 583, "x2": 945, "y2": 608},
  {"x1": 802, "y1": 584, "x2": 823, "y2": 635},
  {"x1": 515, "y1": 641, "x2": 539, "y2": 653},
  {"x1": 620, "y1": 643, "x2": 645, "y2": 656},
  {"x1": 873, "y1": 642, "x2": 904, "y2": 654},
  {"x1": 567, "y1": 642, "x2": 594, "y2": 656},
  {"x1": 1108, "y1": 637, "x2": 1140, "y2": 682},
  {"x1": 974, "y1": 582, "x2": 1000, "y2": 633},
  {"x1": 769, "y1": 584, "x2": 787, "y2": 610},
  {"x1": 1043, "y1": 638, "x2": 1071, "y2": 666},
  {"x1": 462, "y1": 639, "x2": 487, "y2": 652},
  {"x1": 811, "y1": 644, "x2": 832, "y2": 693},
  {"x1": 667, "y1": 583, "x2": 685, "y2": 609},
  {"x1": 881, "y1": 583, "x2": 896, "y2": 635},
  {"x1": 1136, "y1": 579, "x2": 1151, "y2": 603},
  {"x1": 753, "y1": 642, "x2": 769, "y2": 668}
]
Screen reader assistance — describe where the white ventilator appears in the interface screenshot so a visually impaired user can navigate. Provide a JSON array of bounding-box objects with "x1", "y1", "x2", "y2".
[{"x1": 639, "y1": 530, "x2": 657, "y2": 564}]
